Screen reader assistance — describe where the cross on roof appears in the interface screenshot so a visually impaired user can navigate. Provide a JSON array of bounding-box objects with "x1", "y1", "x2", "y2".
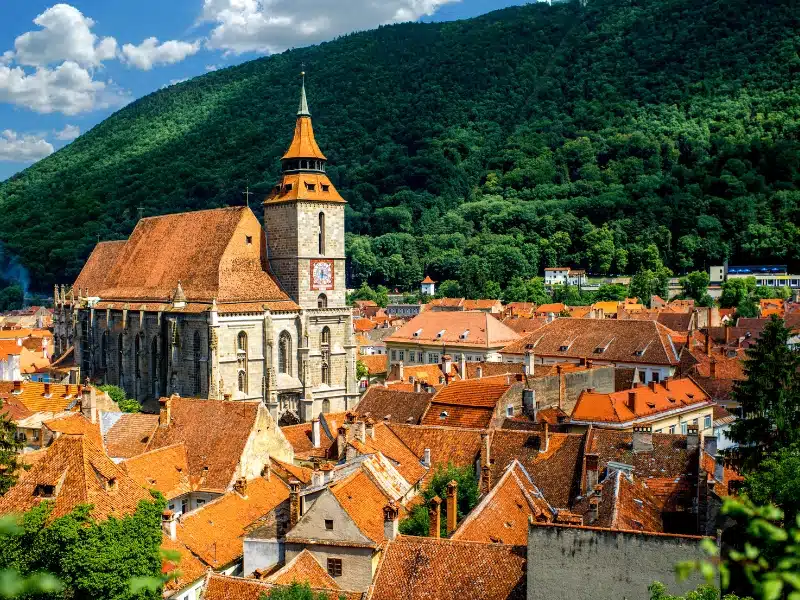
[{"x1": 242, "y1": 186, "x2": 254, "y2": 207}]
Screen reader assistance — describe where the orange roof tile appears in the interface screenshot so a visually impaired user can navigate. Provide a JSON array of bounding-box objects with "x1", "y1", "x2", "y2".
[
  {"x1": 355, "y1": 422, "x2": 427, "y2": 485},
  {"x1": 177, "y1": 476, "x2": 289, "y2": 567},
  {"x1": 330, "y1": 469, "x2": 392, "y2": 544},
  {"x1": 701, "y1": 451, "x2": 744, "y2": 498},
  {"x1": 103, "y1": 413, "x2": 159, "y2": 458},
  {"x1": 281, "y1": 115, "x2": 326, "y2": 160},
  {"x1": 463, "y1": 299, "x2": 501, "y2": 311},
  {"x1": 203, "y1": 572, "x2": 363, "y2": 600},
  {"x1": 269, "y1": 457, "x2": 313, "y2": 485},
  {"x1": 266, "y1": 549, "x2": 340, "y2": 589},
  {"x1": 533, "y1": 303, "x2": 566, "y2": 314},
  {"x1": 387, "y1": 424, "x2": 483, "y2": 485},
  {"x1": 122, "y1": 443, "x2": 191, "y2": 500},
  {"x1": 42, "y1": 413, "x2": 103, "y2": 447},
  {"x1": 354, "y1": 387, "x2": 432, "y2": 424},
  {"x1": 161, "y1": 535, "x2": 208, "y2": 594},
  {"x1": 370, "y1": 536, "x2": 526, "y2": 600},
  {"x1": 0, "y1": 381, "x2": 82, "y2": 413},
  {"x1": 570, "y1": 378, "x2": 711, "y2": 424},
  {"x1": 353, "y1": 318, "x2": 376, "y2": 332},
  {"x1": 0, "y1": 434, "x2": 149, "y2": 520},
  {"x1": 421, "y1": 276, "x2": 436, "y2": 284},
  {"x1": 386, "y1": 311, "x2": 520, "y2": 349},
  {"x1": 356, "y1": 354, "x2": 389, "y2": 375},
  {"x1": 265, "y1": 172, "x2": 346, "y2": 205},
  {"x1": 72, "y1": 240, "x2": 126, "y2": 296}
]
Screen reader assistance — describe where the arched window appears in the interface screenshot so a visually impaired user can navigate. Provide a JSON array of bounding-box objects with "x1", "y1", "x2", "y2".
[
  {"x1": 322, "y1": 399, "x2": 330, "y2": 413},
  {"x1": 151, "y1": 336, "x2": 160, "y2": 391},
  {"x1": 193, "y1": 331, "x2": 202, "y2": 395},
  {"x1": 237, "y1": 331, "x2": 248, "y2": 394},
  {"x1": 318, "y1": 212, "x2": 326, "y2": 255},
  {"x1": 278, "y1": 332, "x2": 292, "y2": 375},
  {"x1": 317, "y1": 294, "x2": 328, "y2": 309},
  {"x1": 100, "y1": 330, "x2": 108, "y2": 368},
  {"x1": 321, "y1": 326, "x2": 330, "y2": 385},
  {"x1": 134, "y1": 334, "x2": 141, "y2": 378},
  {"x1": 117, "y1": 333, "x2": 124, "y2": 384}
]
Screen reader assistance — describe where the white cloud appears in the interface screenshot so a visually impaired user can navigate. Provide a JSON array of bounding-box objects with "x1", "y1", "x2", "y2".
[
  {"x1": 0, "y1": 61, "x2": 127, "y2": 115},
  {"x1": 201, "y1": 0, "x2": 460, "y2": 55},
  {"x1": 0, "y1": 129, "x2": 54, "y2": 162},
  {"x1": 205, "y1": 64, "x2": 219, "y2": 71},
  {"x1": 54, "y1": 124, "x2": 80, "y2": 140},
  {"x1": 13, "y1": 4, "x2": 118, "y2": 67},
  {"x1": 121, "y1": 38, "x2": 201, "y2": 71}
]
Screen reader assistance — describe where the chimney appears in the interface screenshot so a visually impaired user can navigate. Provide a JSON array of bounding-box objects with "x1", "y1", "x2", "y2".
[
  {"x1": 524, "y1": 346, "x2": 535, "y2": 377},
  {"x1": 81, "y1": 385, "x2": 97, "y2": 424},
  {"x1": 43, "y1": 382, "x2": 51, "y2": 397},
  {"x1": 593, "y1": 483, "x2": 603, "y2": 500},
  {"x1": 352, "y1": 420, "x2": 366, "y2": 444},
  {"x1": 541, "y1": 421, "x2": 550, "y2": 453},
  {"x1": 446, "y1": 480, "x2": 458, "y2": 535},
  {"x1": 398, "y1": 361, "x2": 404, "y2": 381},
  {"x1": 223, "y1": 392, "x2": 232, "y2": 401},
  {"x1": 442, "y1": 355, "x2": 452, "y2": 377},
  {"x1": 725, "y1": 327, "x2": 731, "y2": 345},
  {"x1": 159, "y1": 396, "x2": 172, "y2": 427},
  {"x1": 686, "y1": 425, "x2": 699, "y2": 450},
  {"x1": 289, "y1": 480, "x2": 301, "y2": 528},
  {"x1": 627, "y1": 391, "x2": 637, "y2": 412},
  {"x1": 459, "y1": 353, "x2": 466, "y2": 378},
  {"x1": 632, "y1": 425, "x2": 653, "y2": 453},
  {"x1": 422, "y1": 448, "x2": 431, "y2": 468},
  {"x1": 383, "y1": 501, "x2": 400, "y2": 541},
  {"x1": 476, "y1": 366, "x2": 483, "y2": 379},
  {"x1": 587, "y1": 497, "x2": 599, "y2": 524},
  {"x1": 336, "y1": 426, "x2": 347, "y2": 459},
  {"x1": 428, "y1": 496, "x2": 442, "y2": 538},
  {"x1": 648, "y1": 380, "x2": 658, "y2": 392},
  {"x1": 714, "y1": 455, "x2": 725, "y2": 483},
  {"x1": 414, "y1": 380, "x2": 422, "y2": 393},
  {"x1": 480, "y1": 432, "x2": 490, "y2": 470},
  {"x1": 586, "y1": 359, "x2": 593, "y2": 369},
  {"x1": 480, "y1": 465, "x2": 492, "y2": 495},
  {"x1": 709, "y1": 358, "x2": 717, "y2": 379},
  {"x1": 585, "y1": 453, "x2": 599, "y2": 493},
  {"x1": 311, "y1": 418, "x2": 321, "y2": 448},
  {"x1": 704, "y1": 435, "x2": 718, "y2": 457},
  {"x1": 365, "y1": 418, "x2": 375, "y2": 440},
  {"x1": 706, "y1": 330, "x2": 712, "y2": 356},
  {"x1": 12, "y1": 380, "x2": 21, "y2": 394},
  {"x1": 161, "y1": 509, "x2": 177, "y2": 541},
  {"x1": 663, "y1": 377, "x2": 672, "y2": 391},
  {"x1": 233, "y1": 477, "x2": 247, "y2": 497}
]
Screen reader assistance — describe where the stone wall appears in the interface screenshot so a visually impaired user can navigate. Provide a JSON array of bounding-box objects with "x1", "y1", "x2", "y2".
[
  {"x1": 284, "y1": 543, "x2": 375, "y2": 592},
  {"x1": 527, "y1": 524, "x2": 709, "y2": 600},
  {"x1": 525, "y1": 366, "x2": 615, "y2": 415}
]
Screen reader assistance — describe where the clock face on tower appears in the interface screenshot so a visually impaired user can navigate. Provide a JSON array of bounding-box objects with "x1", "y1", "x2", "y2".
[{"x1": 310, "y1": 259, "x2": 335, "y2": 290}]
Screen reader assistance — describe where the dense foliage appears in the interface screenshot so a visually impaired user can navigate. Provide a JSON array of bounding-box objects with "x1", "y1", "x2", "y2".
[
  {"x1": 399, "y1": 463, "x2": 479, "y2": 537},
  {"x1": 0, "y1": 0, "x2": 797, "y2": 293},
  {"x1": 260, "y1": 583, "x2": 340, "y2": 600},
  {"x1": 648, "y1": 582, "x2": 745, "y2": 600},
  {"x1": 99, "y1": 385, "x2": 141, "y2": 413},
  {"x1": 0, "y1": 403, "x2": 23, "y2": 496},
  {"x1": 0, "y1": 497, "x2": 166, "y2": 600}
]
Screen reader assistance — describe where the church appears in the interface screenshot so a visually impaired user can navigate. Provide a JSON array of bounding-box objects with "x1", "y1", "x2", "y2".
[{"x1": 53, "y1": 78, "x2": 359, "y2": 424}]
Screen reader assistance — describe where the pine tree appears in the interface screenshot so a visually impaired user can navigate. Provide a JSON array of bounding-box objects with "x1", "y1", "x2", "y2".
[
  {"x1": 0, "y1": 401, "x2": 23, "y2": 495},
  {"x1": 729, "y1": 317, "x2": 800, "y2": 467}
]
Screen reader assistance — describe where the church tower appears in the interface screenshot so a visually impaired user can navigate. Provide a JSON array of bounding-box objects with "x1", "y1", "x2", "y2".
[{"x1": 263, "y1": 74, "x2": 346, "y2": 309}]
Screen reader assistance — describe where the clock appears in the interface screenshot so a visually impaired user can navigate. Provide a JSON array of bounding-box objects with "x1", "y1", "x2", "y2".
[{"x1": 310, "y1": 259, "x2": 334, "y2": 290}]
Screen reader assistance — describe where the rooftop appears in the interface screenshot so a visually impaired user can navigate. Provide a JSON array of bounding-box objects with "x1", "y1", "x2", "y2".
[
  {"x1": 121, "y1": 443, "x2": 191, "y2": 500},
  {"x1": 354, "y1": 387, "x2": 433, "y2": 425},
  {"x1": 386, "y1": 311, "x2": 520, "y2": 349}
]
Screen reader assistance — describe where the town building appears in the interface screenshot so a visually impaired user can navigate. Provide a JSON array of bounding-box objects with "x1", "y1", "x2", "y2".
[
  {"x1": 385, "y1": 311, "x2": 520, "y2": 366},
  {"x1": 420, "y1": 276, "x2": 436, "y2": 296},
  {"x1": 544, "y1": 268, "x2": 587, "y2": 287},
  {"x1": 53, "y1": 79, "x2": 358, "y2": 422}
]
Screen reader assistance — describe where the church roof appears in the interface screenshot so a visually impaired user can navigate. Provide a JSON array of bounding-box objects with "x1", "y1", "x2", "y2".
[
  {"x1": 281, "y1": 115, "x2": 326, "y2": 161},
  {"x1": 264, "y1": 173, "x2": 345, "y2": 205},
  {"x1": 72, "y1": 240, "x2": 126, "y2": 296},
  {"x1": 83, "y1": 206, "x2": 293, "y2": 305}
]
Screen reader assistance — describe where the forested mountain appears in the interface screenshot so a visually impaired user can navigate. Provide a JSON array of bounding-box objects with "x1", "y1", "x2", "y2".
[{"x1": 1, "y1": 0, "x2": 798, "y2": 295}]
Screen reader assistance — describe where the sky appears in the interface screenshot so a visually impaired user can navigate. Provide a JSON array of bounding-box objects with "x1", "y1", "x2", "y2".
[{"x1": 0, "y1": 0, "x2": 530, "y2": 181}]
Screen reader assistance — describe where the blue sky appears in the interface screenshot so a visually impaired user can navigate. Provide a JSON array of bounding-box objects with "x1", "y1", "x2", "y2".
[{"x1": 0, "y1": 0, "x2": 530, "y2": 181}]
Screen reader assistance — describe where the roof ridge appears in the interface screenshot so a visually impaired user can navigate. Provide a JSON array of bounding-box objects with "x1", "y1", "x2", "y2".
[{"x1": 395, "y1": 534, "x2": 525, "y2": 549}]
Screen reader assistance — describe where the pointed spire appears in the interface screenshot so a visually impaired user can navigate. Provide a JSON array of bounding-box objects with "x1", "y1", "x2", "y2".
[{"x1": 297, "y1": 71, "x2": 311, "y2": 117}]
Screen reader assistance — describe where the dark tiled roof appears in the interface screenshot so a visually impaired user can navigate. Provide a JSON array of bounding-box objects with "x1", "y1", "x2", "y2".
[
  {"x1": 104, "y1": 413, "x2": 159, "y2": 458},
  {"x1": 355, "y1": 387, "x2": 432, "y2": 424}
]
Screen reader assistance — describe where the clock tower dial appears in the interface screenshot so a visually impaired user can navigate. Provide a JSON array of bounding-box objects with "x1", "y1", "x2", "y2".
[{"x1": 311, "y1": 259, "x2": 334, "y2": 290}]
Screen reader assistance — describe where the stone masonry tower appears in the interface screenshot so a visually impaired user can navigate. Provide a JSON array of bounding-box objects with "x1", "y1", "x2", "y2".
[{"x1": 263, "y1": 74, "x2": 347, "y2": 309}]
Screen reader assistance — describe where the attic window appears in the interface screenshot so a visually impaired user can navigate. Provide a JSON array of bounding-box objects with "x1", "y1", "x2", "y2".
[
  {"x1": 325, "y1": 519, "x2": 334, "y2": 530},
  {"x1": 646, "y1": 401, "x2": 656, "y2": 408},
  {"x1": 413, "y1": 329, "x2": 422, "y2": 338},
  {"x1": 245, "y1": 235, "x2": 253, "y2": 245},
  {"x1": 594, "y1": 337, "x2": 615, "y2": 354},
  {"x1": 305, "y1": 182, "x2": 316, "y2": 191},
  {"x1": 321, "y1": 184, "x2": 330, "y2": 192},
  {"x1": 33, "y1": 484, "x2": 55, "y2": 498},
  {"x1": 634, "y1": 341, "x2": 652, "y2": 357},
  {"x1": 559, "y1": 342, "x2": 572, "y2": 352},
  {"x1": 436, "y1": 330, "x2": 446, "y2": 338},
  {"x1": 284, "y1": 184, "x2": 293, "y2": 192},
  {"x1": 105, "y1": 478, "x2": 118, "y2": 492},
  {"x1": 687, "y1": 393, "x2": 695, "y2": 399},
  {"x1": 459, "y1": 330, "x2": 470, "y2": 340},
  {"x1": 439, "y1": 410, "x2": 448, "y2": 419},
  {"x1": 667, "y1": 397, "x2": 676, "y2": 403}
]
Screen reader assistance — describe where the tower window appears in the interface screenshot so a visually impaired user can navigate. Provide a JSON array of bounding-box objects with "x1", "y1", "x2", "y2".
[
  {"x1": 318, "y1": 294, "x2": 328, "y2": 309},
  {"x1": 318, "y1": 212, "x2": 326, "y2": 255},
  {"x1": 237, "y1": 331, "x2": 248, "y2": 394},
  {"x1": 305, "y1": 182, "x2": 316, "y2": 191},
  {"x1": 285, "y1": 184, "x2": 293, "y2": 192},
  {"x1": 321, "y1": 184, "x2": 330, "y2": 192},
  {"x1": 245, "y1": 235, "x2": 252, "y2": 245},
  {"x1": 278, "y1": 332, "x2": 292, "y2": 375}
]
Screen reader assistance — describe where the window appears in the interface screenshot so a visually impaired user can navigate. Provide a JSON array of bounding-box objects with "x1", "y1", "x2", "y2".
[
  {"x1": 32, "y1": 429, "x2": 40, "y2": 441},
  {"x1": 638, "y1": 370, "x2": 646, "y2": 383},
  {"x1": 193, "y1": 331, "x2": 202, "y2": 395},
  {"x1": 429, "y1": 353, "x2": 439, "y2": 364},
  {"x1": 327, "y1": 558, "x2": 342, "y2": 577},
  {"x1": 134, "y1": 333, "x2": 141, "y2": 378},
  {"x1": 245, "y1": 235, "x2": 252, "y2": 245},
  {"x1": 318, "y1": 212, "x2": 326, "y2": 255},
  {"x1": 196, "y1": 499, "x2": 205, "y2": 507},
  {"x1": 399, "y1": 351, "x2": 405, "y2": 361},
  {"x1": 34, "y1": 484, "x2": 56, "y2": 498},
  {"x1": 681, "y1": 423, "x2": 688, "y2": 435},
  {"x1": 318, "y1": 294, "x2": 328, "y2": 309},
  {"x1": 237, "y1": 331, "x2": 248, "y2": 394},
  {"x1": 652, "y1": 371, "x2": 660, "y2": 383},
  {"x1": 391, "y1": 350, "x2": 397, "y2": 360},
  {"x1": 285, "y1": 184, "x2": 293, "y2": 192},
  {"x1": 669, "y1": 425, "x2": 676, "y2": 434},
  {"x1": 321, "y1": 327, "x2": 330, "y2": 385},
  {"x1": 506, "y1": 405, "x2": 514, "y2": 417},
  {"x1": 325, "y1": 519, "x2": 334, "y2": 530},
  {"x1": 322, "y1": 399, "x2": 330, "y2": 413},
  {"x1": 305, "y1": 182, "x2": 316, "y2": 191},
  {"x1": 654, "y1": 429, "x2": 662, "y2": 433},
  {"x1": 279, "y1": 332, "x2": 292, "y2": 375},
  {"x1": 181, "y1": 499, "x2": 188, "y2": 513},
  {"x1": 321, "y1": 184, "x2": 330, "y2": 192},
  {"x1": 418, "y1": 352, "x2": 423, "y2": 363},
  {"x1": 704, "y1": 415, "x2": 712, "y2": 429}
]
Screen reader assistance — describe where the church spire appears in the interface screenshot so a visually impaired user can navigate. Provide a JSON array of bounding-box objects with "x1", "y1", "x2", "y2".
[{"x1": 297, "y1": 71, "x2": 311, "y2": 117}]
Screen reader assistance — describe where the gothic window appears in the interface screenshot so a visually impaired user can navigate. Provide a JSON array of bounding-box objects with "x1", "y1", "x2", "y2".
[
  {"x1": 100, "y1": 330, "x2": 108, "y2": 368},
  {"x1": 134, "y1": 334, "x2": 141, "y2": 378},
  {"x1": 193, "y1": 331, "x2": 202, "y2": 395},
  {"x1": 151, "y1": 336, "x2": 160, "y2": 388},
  {"x1": 117, "y1": 333, "x2": 124, "y2": 384},
  {"x1": 318, "y1": 212, "x2": 326, "y2": 255},
  {"x1": 321, "y1": 326, "x2": 331, "y2": 385},
  {"x1": 278, "y1": 332, "x2": 292, "y2": 375},
  {"x1": 318, "y1": 294, "x2": 328, "y2": 309},
  {"x1": 237, "y1": 331, "x2": 248, "y2": 394},
  {"x1": 322, "y1": 399, "x2": 330, "y2": 413}
]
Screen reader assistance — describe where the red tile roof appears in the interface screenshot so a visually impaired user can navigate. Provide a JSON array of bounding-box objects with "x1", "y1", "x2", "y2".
[
  {"x1": 370, "y1": 536, "x2": 526, "y2": 600},
  {"x1": 266, "y1": 549, "x2": 340, "y2": 589},
  {"x1": 354, "y1": 387, "x2": 432, "y2": 425},
  {"x1": 355, "y1": 422, "x2": 427, "y2": 485},
  {"x1": 357, "y1": 354, "x2": 388, "y2": 375},
  {"x1": 103, "y1": 413, "x2": 159, "y2": 458},
  {"x1": 42, "y1": 413, "x2": 103, "y2": 447},
  {"x1": 203, "y1": 572, "x2": 363, "y2": 600},
  {"x1": 121, "y1": 443, "x2": 191, "y2": 500},
  {"x1": 387, "y1": 424, "x2": 483, "y2": 484},
  {"x1": 386, "y1": 311, "x2": 520, "y2": 349},
  {"x1": 72, "y1": 240, "x2": 126, "y2": 296},
  {"x1": 330, "y1": 469, "x2": 393, "y2": 544}
]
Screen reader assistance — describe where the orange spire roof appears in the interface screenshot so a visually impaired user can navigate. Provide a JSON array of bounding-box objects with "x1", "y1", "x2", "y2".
[{"x1": 281, "y1": 116, "x2": 326, "y2": 161}]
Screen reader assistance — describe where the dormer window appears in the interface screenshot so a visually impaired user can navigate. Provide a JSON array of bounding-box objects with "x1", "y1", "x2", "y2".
[
  {"x1": 439, "y1": 410, "x2": 448, "y2": 419},
  {"x1": 413, "y1": 329, "x2": 422, "y2": 338},
  {"x1": 321, "y1": 184, "x2": 330, "y2": 192},
  {"x1": 34, "y1": 484, "x2": 56, "y2": 498},
  {"x1": 105, "y1": 478, "x2": 118, "y2": 492},
  {"x1": 284, "y1": 184, "x2": 293, "y2": 192},
  {"x1": 305, "y1": 182, "x2": 316, "y2": 191},
  {"x1": 459, "y1": 330, "x2": 470, "y2": 340},
  {"x1": 245, "y1": 235, "x2": 252, "y2": 245},
  {"x1": 436, "y1": 330, "x2": 446, "y2": 339}
]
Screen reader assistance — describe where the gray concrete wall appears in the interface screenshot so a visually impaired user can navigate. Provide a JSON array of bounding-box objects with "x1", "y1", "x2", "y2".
[
  {"x1": 243, "y1": 538, "x2": 283, "y2": 576},
  {"x1": 527, "y1": 525, "x2": 709, "y2": 600},
  {"x1": 525, "y1": 366, "x2": 615, "y2": 415}
]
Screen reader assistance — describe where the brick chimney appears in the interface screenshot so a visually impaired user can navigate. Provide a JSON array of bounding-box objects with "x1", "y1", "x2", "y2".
[
  {"x1": 352, "y1": 420, "x2": 366, "y2": 444},
  {"x1": 12, "y1": 380, "x2": 21, "y2": 394},
  {"x1": 648, "y1": 380, "x2": 658, "y2": 392},
  {"x1": 442, "y1": 355, "x2": 452, "y2": 379},
  {"x1": 585, "y1": 453, "x2": 599, "y2": 493},
  {"x1": 663, "y1": 377, "x2": 672, "y2": 391},
  {"x1": 414, "y1": 380, "x2": 422, "y2": 393},
  {"x1": 289, "y1": 480, "x2": 301, "y2": 528},
  {"x1": 159, "y1": 396, "x2": 172, "y2": 427},
  {"x1": 632, "y1": 425, "x2": 653, "y2": 453},
  {"x1": 587, "y1": 497, "x2": 599, "y2": 524},
  {"x1": 627, "y1": 391, "x2": 637, "y2": 412},
  {"x1": 365, "y1": 418, "x2": 375, "y2": 440},
  {"x1": 422, "y1": 448, "x2": 431, "y2": 468},
  {"x1": 446, "y1": 480, "x2": 458, "y2": 535},
  {"x1": 161, "y1": 509, "x2": 177, "y2": 541},
  {"x1": 686, "y1": 425, "x2": 699, "y2": 450},
  {"x1": 706, "y1": 330, "x2": 712, "y2": 356},
  {"x1": 311, "y1": 418, "x2": 321, "y2": 448},
  {"x1": 398, "y1": 361, "x2": 404, "y2": 381},
  {"x1": 383, "y1": 500, "x2": 399, "y2": 541},
  {"x1": 428, "y1": 496, "x2": 442, "y2": 538},
  {"x1": 233, "y1": 477, "x2": 247, "y2": 497},
  {"x1": 81, "y1": 385, "x2": 97, "y2": 424},
  {"x1": 541, "y1": 421, "x2": 550, "y2": 454},
  {"x1": 480, "y1": 432, "x2": 490, "y2": 471}
]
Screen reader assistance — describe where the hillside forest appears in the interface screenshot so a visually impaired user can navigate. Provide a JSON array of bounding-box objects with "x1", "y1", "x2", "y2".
[{"x1": 0, "y1": 0, "x2": 797, "y2": 299}]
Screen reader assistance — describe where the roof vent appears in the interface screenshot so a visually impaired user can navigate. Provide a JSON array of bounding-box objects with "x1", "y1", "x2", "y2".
[
  {"x1": 413, "y1": 329, "x2": 422, "y2": 338},
  {"x1": 459, "y1": 330, "x2": 470, "y2": 340},
  {"x1": 436, "y1": 330, "x2": 446, "y2": 339}
]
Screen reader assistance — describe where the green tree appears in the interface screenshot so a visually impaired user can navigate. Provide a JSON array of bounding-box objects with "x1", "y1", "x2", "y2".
[
  {"x1": 594, "y1": 283, "x2": 628, "y2": 302},
  {"x1": 648, "y1": 582, "x2": 745, "y2": 600},
  {"x1": 501, "y1": 277, "x2": 549, "y2": 304},
  {"x1": 742, "y1": 445, "x2": 800, "y2": 525},
  {"x1": 98, "y1": 385, "x2": 139, "y2": 412},
  {"x1": 0, "y1": 403, "x2": 23, "y2": 496},
  {"x1": 0, "y1": 286, "x2": 23, "y2": 313},
  {"x1": 374, "y1": 285, "x2": 389, "y2": 308},
  {"x1": 356, "y1": 360, "x2": 369, "y2": 381},
  {"x1": 720, "y1": 278, "x2": 756, "y2": 309},
  {"x1": 436, "y1": 280, "x2": 461, "y2": 298},
  {"x1": 399, "y1": 464, "x2": 479, "y2": 538},
  {"x1": 729, "y1": 317, "x2": 800, "y2": 467},
  {"x1": 680, "y1": 271, "x2": 710, "y2": 302},
  {"x1": 629, "y1": 266, "x2": 672, "y2": 307},
  {"x1": 260, "y1": 583, "x2": 337, "y2": 599},
  {"x1": 483, "y1": 280, "x2": 501, "y2": 299},
  {"x1": 348, "y1": 282, "x2": 377, "y2": 305}
]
